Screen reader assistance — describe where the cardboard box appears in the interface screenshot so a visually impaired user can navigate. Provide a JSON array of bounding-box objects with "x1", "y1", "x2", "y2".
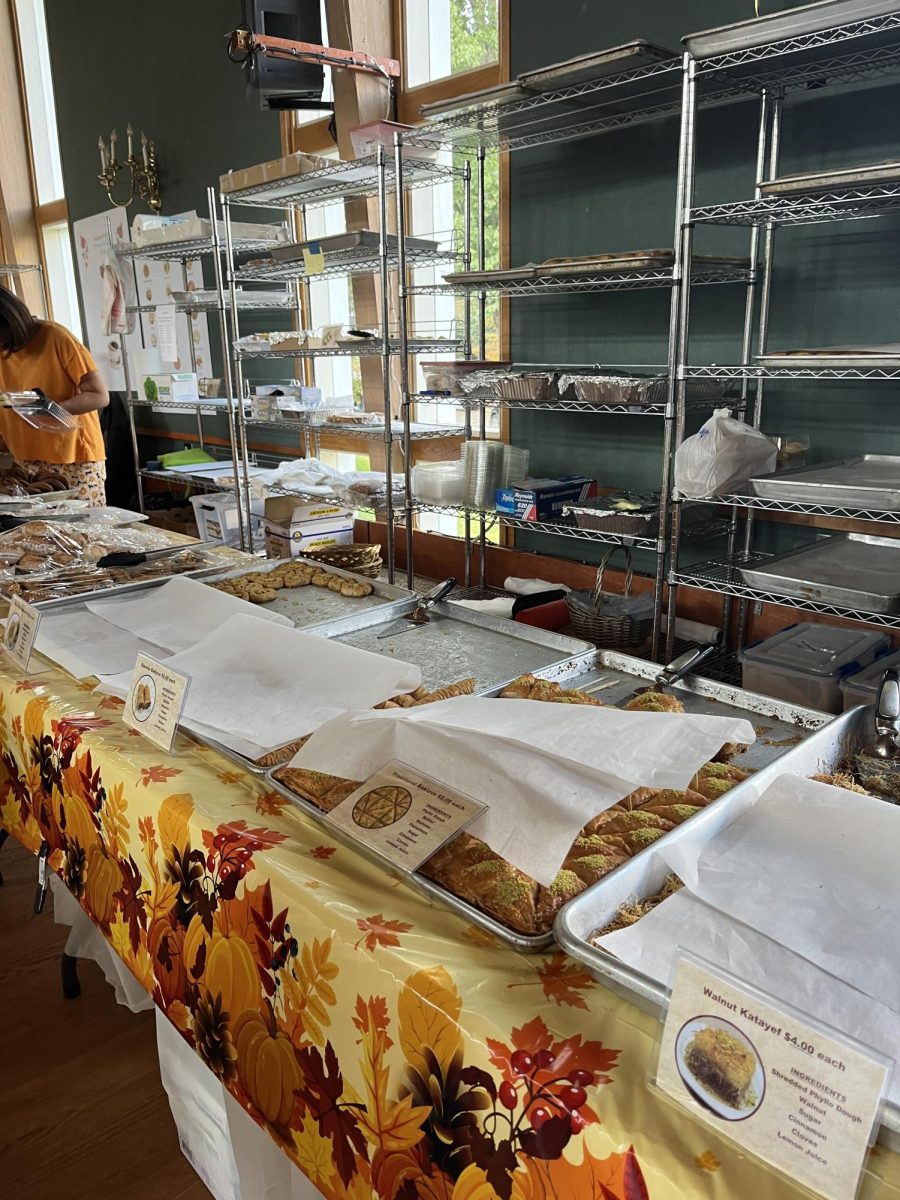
[
  {"x1": 264, "y1": 523, "x2": 354, "y2": 560},
  {"x1": 141, "y1": 372, "x2": 199, "y2": 405},
  {"x1": 495, "y1": 477, "x2": 598, "y2": 521},
  {"x1": 219, "y1": 151, "x2": 333, "y2": 195}
]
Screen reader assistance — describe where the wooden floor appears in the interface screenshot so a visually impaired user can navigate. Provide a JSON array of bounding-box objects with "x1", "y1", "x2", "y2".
[{"x1": 0, "y1": 835, "x2": 211, "y2": 1200}]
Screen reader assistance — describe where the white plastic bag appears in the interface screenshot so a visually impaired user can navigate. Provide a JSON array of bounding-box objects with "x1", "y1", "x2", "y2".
[{"x1": 674, "y1": 408, "x2": 777, "y2": 497}]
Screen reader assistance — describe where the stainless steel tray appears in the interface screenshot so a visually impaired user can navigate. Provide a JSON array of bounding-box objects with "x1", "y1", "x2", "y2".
[
  {"x1": 518, "y1": 42, "x2": 677, "y2": 91},
  {"x1": 761, "y1": 160, "x2": 900, "y2": 196},
  {"x1": 756, "y1": 344, "x2": 900, "y2": 367},
  {"x1": 740, "y1": 533, "x2": 900, "y2": 613},
  {"x1": 554, "y1": 705, "x2": 900, "y2": 1153},
  {"x1": 683, "y1": 0, "x2": 900, "y2": 60},
  {"x1": 24, "y1": 557, "x2": 228, "y2": 611},
  {"x1": 313, "y1": 601, "x2": 593, "y2": 693},
  {"x1": 265, "y1": 648, "x2": 825, "y2": 951},
  {"x1": 271, "y1": 231, "x2": 438, "y2": 261},
  {"x1": 420, "y1": 81, "x2": 530, "y2": 118},
  {"x1": 202, "y1": 557, "x2": 416, "y2": 632},
  {"x1": 750, "y1": 455, "x2": 900, "y2": 509}
]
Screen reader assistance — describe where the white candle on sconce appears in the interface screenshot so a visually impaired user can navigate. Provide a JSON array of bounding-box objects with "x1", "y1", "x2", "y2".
[
  {"x1": 126, "y1": 123, "x2": 134, "y2": 159},
  {"x1": 98, "y1": 136, "x2": 107, "y2": 171},
  {"x1": 110, "y1": 128, "x2": 117, "y2": 165},
  {"x1": 141, "y1": 131, "x2": 149, "y2": 168}
]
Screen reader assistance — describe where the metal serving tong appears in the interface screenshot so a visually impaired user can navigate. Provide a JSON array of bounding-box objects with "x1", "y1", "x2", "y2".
[
  {"x1": 95, "y1": 540, "x2": 215, "y2": 569},
  {"x1": 617, "y1": 644, "x2": 717, "y2": 704},
  {"x1": 855, "y1": 668, "x2": 900, "y2": 801},
  {"x1": 376, "y1": 578, "x2": 457, "y2": 639}
]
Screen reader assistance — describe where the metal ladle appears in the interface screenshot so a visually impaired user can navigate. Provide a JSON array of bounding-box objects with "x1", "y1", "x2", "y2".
[{"x1": 855, "y1": 668, "x2": 900, "y2": 802}]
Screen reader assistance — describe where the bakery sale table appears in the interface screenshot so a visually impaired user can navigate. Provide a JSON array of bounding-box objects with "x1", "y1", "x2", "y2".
[{"x1": 2, "y1": 658, "x2": 900, "y2": 1200}]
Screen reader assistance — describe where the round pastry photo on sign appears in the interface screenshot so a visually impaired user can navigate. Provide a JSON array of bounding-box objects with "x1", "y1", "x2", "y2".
[
  {"x1": 133, "y1": 675, "x2": 156, "y2": 721},
  {"x1": 352, "y1": 785, "x2": 413, "y2": 830},
  {"x1": 4, "y1": 614, "x2": 20, "y2": 653},
  {"x1": 675, "y1": 1016, "x2": 765, "y2": 1120}
]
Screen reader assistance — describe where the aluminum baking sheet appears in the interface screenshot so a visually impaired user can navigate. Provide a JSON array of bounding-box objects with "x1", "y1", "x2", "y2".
[
  {"x1": 750, "y1": 455, "x2": 900, "y2": 509},
  {"x1": 553, "y1": 704, "x2": 900, "y2": 1153},
  {"x1": 683, "y1": 0, "x2": 900, "y2": 60},
  {"x1": 420, "y1": 81, "x2": 531, "y2": 118},
  {"x1": 756, "y1": 344, "x2": 900, "y2": 367},
  {"x1": 201, "y1": 557, "x2": 416, "y2": 632},
  {"x1": 315, "y1": 602, "x2": 592, "y2": 693},
  {"x1": 264, "y1": 647, "x2": 825, "y2": 952},
  {"x1": 271, "y1": 232, "x2": 438, "y2": 261},
  {"x1": 761, "y1": 160, "x2": 900, "y2": 196},
  {"x1": 740, "y1": 533, "x2": 900, "y2": 613},
  {"x1": 26, "y1": 558, "x2": 229, "y2": 611},
  {"x1": 518, "y1": 42, "x2": 677, "y2": 91}
]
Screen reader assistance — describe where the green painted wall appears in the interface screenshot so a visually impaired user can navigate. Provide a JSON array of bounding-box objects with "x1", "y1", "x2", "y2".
[
  {"x1": 509, "y1": 1, "x2": 900, "y2": 572},
  {"x1": 44, "y1": 0, "x2": 298, "y2": 455}
]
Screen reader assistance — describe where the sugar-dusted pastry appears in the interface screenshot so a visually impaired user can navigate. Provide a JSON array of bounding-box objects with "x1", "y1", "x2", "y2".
[{"x1": 340, "y1": 579, "x2": 373, "y2": 597}]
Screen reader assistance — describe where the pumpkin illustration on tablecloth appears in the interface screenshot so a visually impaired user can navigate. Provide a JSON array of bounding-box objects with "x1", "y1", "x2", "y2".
[
  {"x1": 85, "y1": 844, "x2": 120, "y2": 926},
  {"x1": 61, "y1": 793, "x2": 100, "y2": 852},
  {"x1": 233, "y1": 1007, "x2": 302, "y2": 1128},
  {"x1": 352, "y1": 785, "x2": 413, "y2": 830},
  {"x1": 148, "y1": 913, "x2": 189, "y2": 1006},
  {"x1": 203, "y1": 930, "x2": 259, "y2": 1019}
]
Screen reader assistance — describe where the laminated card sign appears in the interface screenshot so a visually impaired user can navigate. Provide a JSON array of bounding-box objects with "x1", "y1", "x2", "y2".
[
  {"x1": 326, "y1": 759, "x2": 486, "y2": 872},
  {"x1": 657, "y1": 954, "x2": 892, "y2": 1200},
  {"x1": 3, "y1": 595, "x2": 41, "y2": 671},
  {"x1": 123, "y1": 653, "x2": 190, "y2": 753}
]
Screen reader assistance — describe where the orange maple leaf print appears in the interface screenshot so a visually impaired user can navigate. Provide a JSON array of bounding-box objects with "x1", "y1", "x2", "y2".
[
  {"x1": 695, "y1": 1151, "x2": 720, "y2": 1172},
  {"x1": 255, "y1": 789, "x2": 288, "y2": 816},
  {"x1": 217, "y1": 770, "x2": 245, "y2": 786},
  {"x1": 99, "y1": 695, "x2": 125, "y2": 710},
  {"x1": 355, "y1": 913, "x2": 413, "y2": 953},
  {"x1": 139, "y1": 765, "x2": 182, "y2": 787},
  {"x1": 310, "y1": 845, "x2": 336, "y2": 860},
  {"x1": 534, "y1": 953, "x2": 596, "y2": 1009}
]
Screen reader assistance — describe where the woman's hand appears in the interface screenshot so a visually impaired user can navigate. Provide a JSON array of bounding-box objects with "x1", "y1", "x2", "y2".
[{"x1": 59, "y1": 369, "x2": 110, "y2": 415}]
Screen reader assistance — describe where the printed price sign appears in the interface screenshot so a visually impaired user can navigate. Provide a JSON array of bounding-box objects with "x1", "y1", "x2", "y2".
[
  {"x1": 327, "y1": 759, "x2": 486, "y2": 873},
  {"x1": 123, "y1": 653, "x2": 190, "y2": 753},
  {"x1": 3, "y1": 595, "x2": 41, "y2": 671},
  {"x1": 302, "y1": 241, "x2": 325, "y2": 275},
  {"x1": 657, "y1": 954, "x2": 892, "y2": 1200}
]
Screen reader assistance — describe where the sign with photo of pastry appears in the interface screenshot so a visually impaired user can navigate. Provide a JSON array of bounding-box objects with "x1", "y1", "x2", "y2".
[
  {"x1": 123, "y1": 653, "x2": 190, "y2": 753},
  {"x1": 656, "y1": 954, "x2": 891, "y2": 1200},
  {"x1": 3, "y1": 595, "x2": 41, "y2": 671},
  {"x1": 326, "y1": 759, "x2": 486, "y2": 873}
]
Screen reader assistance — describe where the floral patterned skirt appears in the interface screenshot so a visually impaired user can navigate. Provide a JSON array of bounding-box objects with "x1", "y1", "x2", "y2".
[{"x1": 21, "y1": 459, "x2": 107, "y2": 507}]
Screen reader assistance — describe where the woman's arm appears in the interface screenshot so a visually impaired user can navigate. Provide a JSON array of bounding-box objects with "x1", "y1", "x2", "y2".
[{"x1": 59, "y1": 369, "x2": 110, "y2": 415}]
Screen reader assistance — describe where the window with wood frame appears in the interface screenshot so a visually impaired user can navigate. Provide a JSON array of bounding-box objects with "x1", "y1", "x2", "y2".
[{"x1": 12, "y1": 0, "x2": 82, "y2": 337}]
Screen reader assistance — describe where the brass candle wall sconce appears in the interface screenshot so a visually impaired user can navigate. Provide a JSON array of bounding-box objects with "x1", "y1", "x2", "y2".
[{"x1": 97, "y1": 123, "x2": 162, "y2": 211}]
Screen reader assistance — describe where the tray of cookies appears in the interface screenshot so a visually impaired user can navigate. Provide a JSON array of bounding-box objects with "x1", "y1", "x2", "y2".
[
  {"x1": 265, "y1": 649, "x2": 828, "y2": 950},
  {"x1": 202, "y1": 556, "x2": 416, "y2": 631}
]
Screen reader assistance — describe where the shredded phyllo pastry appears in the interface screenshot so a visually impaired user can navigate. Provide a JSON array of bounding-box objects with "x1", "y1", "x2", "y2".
[{"x1": 589, "y1": 874, "x2": 683, "y2": 941}]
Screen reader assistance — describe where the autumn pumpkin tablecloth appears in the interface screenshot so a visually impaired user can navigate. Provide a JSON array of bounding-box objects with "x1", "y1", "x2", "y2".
[{"x1": 2, "y1": 659, "x2": 898, "y2": 1200}]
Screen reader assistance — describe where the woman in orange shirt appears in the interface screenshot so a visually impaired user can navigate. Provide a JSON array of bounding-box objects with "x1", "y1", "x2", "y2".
[{"x1": 0, "y1": 285, "x2": 109, "y2": 505}]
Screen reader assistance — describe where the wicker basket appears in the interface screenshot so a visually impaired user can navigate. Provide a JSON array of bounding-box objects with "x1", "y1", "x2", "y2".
[
  {"x1": 302, "y1": 544, "x2": 383, "y2": 578},
  {"x1": 565, "y1": 547, "x2": 653, "y2": 648}
]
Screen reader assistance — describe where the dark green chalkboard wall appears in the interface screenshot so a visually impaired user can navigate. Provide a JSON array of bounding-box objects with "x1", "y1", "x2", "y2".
[{"x1": 508, "y1": 1, "x2": 900, "y2": 571}]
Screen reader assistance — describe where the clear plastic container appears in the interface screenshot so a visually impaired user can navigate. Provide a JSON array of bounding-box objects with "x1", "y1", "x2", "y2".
[
  {"x1": 740, "y1": 622, "x2": 890, "y2": 713},
  {"x1": 411, "y1": 460, "x2": 466, "y2": 504},
  {"x1": 840, "y1": 648, "x2": 900, "y2": 710}
]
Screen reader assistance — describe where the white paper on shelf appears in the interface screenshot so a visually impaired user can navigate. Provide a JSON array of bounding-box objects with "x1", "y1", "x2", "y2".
[
  {"x1": 98, "y1": 613, "x2": 421, "y2": 758},
  {"x1": 449, "y1": 597, "x2": 515, "y2": 618},
  {"x1": 156, "y1": 303, "x2": 178, "y2": 363},
  {"x1": 35, "y1": 606, "x2": 168, "y2": 679},
  {"x1": 292, "y1": 697, "x2": 755, "y2": 885},
  {"x1": 657, "y1": 774, "x2": 900, "y2": 1012},
  {"x1": 86, "y1": 576, "x2": 292, "y2": 654},
  {"x1": 598, "y1": 890, "x2": 900, "y2": 1107}
]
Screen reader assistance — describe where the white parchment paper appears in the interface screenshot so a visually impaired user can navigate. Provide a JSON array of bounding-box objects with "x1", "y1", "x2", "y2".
[
  {"x1": 35, "y1": 606, "x2": 169, "y2": 679},
  {"x1": 86, "y1": 575, "x2": 292, "y2": 654},
  {"x1": 98, "y1": 613, "x2": 421, "y2": 757}
]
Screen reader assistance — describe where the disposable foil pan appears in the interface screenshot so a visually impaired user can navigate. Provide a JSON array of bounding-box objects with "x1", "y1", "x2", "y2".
[
  {"x1": 554, "y1": 704, "x2": 900, "y2": 1152},
  {"x1": 740, "y1": 533, "x2": 900, "y2": 612}
]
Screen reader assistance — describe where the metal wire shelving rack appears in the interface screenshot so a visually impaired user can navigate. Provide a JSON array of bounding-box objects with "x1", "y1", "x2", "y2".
[
  {"x1": 0, "y1": 262, "x2": 48, "y2": 316},
  {"x1": 394, "y1": 47, "x2": 762, "y2": 655},
  {"x1": 113, "y1": 192, "x2": 288, "y2": 546},
  {"x1": 666, "y1": 8, "x2": 900, "y2": 660},
  {"x1": 219, "y1": 150, "x2": 472, "y2": 579}
]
